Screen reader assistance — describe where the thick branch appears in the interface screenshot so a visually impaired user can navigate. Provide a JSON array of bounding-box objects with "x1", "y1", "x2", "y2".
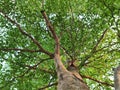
[
  {"x1": 41, "y1": 10, "x2": 68, "y2": 74},
  {"x1": 41, "y1": 10, "x2": 60, "y2": 55},
  {"x1": 0, "y1": 10, "x2": 53, "y2": 58}
]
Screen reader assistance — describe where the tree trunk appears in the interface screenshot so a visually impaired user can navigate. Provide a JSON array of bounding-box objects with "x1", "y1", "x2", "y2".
[
  {"x1": 41, "y1": 10, "x2": 89, "y2": 90},
  {"x1": 114, "y1": 65, "x2": 120, "y2": 90},
  {"x1": 54, "y1": 54, "x2": 89, "y2": 90}
]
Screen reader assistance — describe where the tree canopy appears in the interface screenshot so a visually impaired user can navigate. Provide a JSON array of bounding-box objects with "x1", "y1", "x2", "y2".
[{"x1": 0, "y1": 0, "x2": 120, "y2": 90}]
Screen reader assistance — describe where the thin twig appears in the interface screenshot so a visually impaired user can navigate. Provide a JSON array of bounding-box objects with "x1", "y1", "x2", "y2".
[
  {"x1": 38, "y1": 82, "x2": 58, "y2": 90},
  {"x1": 79, "y1": 29, "x2": 108, "y2": 68},
  {"x1": 92, "y1": 29, "x2": 108, "y2": 53},
  {"x1": 0, "y1": 48, "x2": 40, "y2": 53},
  {"x1": 82, "y1": 75, "x2": 114, "y2": 87}
]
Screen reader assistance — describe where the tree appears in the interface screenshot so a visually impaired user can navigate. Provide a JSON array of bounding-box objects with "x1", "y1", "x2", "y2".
[{"x1": 0, "y1": 0, "x2": 120, "y2": 90}]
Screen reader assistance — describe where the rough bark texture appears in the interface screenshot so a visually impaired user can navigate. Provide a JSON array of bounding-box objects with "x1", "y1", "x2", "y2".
[
  {"x1": 54, "y1": 54, "x2": 89, "y2": 90},
  {"x1": 114, "y1": 66, "x2": 120, "y2": 90},
  {"x1": 41, "y1": 11, "x2": 89, "y2": 90}
]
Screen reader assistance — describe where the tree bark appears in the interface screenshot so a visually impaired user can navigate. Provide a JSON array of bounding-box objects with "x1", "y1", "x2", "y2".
[{"x1": 114, "y1": 65, "x2": 120, "y2": 90}]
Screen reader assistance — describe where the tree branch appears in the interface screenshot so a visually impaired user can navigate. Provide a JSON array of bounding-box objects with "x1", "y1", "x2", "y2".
[
  {"x1": 38, "y1": 82, "x2": 58, "y2": 90},
  {"x1": 41, "y1": 10, "x2": 68, "y2": 73},
  {"x1": 24, "y1": 58, "x2": 52, "y2": 70},
  {"x1": 61, "y1": 46, "x2": 74, "y2": 60},
  {"x1": 82, "y1": 75, "x2": 114, "y2": 87},
  {"x1": 95, "y1": 42, "x2": 119, "y2": 52},
  {"x1": 0, "y1": 48, "x2": 41, "y2": 53},
  {"x1": 0, "y1": 10, "x2": 53, "y2": 58},
  {"x1": 92, "y1": 29, "x2": 108, "y2": 53},
  {"x1": 79, "y1": 29, "x2": 108, "y2": 68},
  {"x1": 41, "y1": 10, "x2": 60, "y2": 55}
]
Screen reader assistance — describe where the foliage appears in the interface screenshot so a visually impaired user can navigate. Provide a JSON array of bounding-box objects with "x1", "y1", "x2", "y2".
[{"x1": 0, "y1": 0, "x2": 120, "y2": 90}]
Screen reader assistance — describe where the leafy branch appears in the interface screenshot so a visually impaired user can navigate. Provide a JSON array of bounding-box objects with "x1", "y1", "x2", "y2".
[
  {"x1": 0, "y1": 57, "x2": 51, "y2": 89},
  {"x1": 0, "y1": 48, "x2": 41, "y2": 53},
  {"x1": 24, "y1": 58, "x2": 52, "y2": 70},
  {"x1": 82, "y1": 75, "x2": 114, "y2": 87},
  {"x1": 38, "y1": 82, "x2": 58, "y2": 90},
  {"x1": 92, "y1": 29, "x2": 108, "y2": 53},
  {"x1": 0, "y1": 9, "x2": 53, "y2": 58},
  {"x1": 79, "y1": 29, "x2": 108, "y2": 68}
]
